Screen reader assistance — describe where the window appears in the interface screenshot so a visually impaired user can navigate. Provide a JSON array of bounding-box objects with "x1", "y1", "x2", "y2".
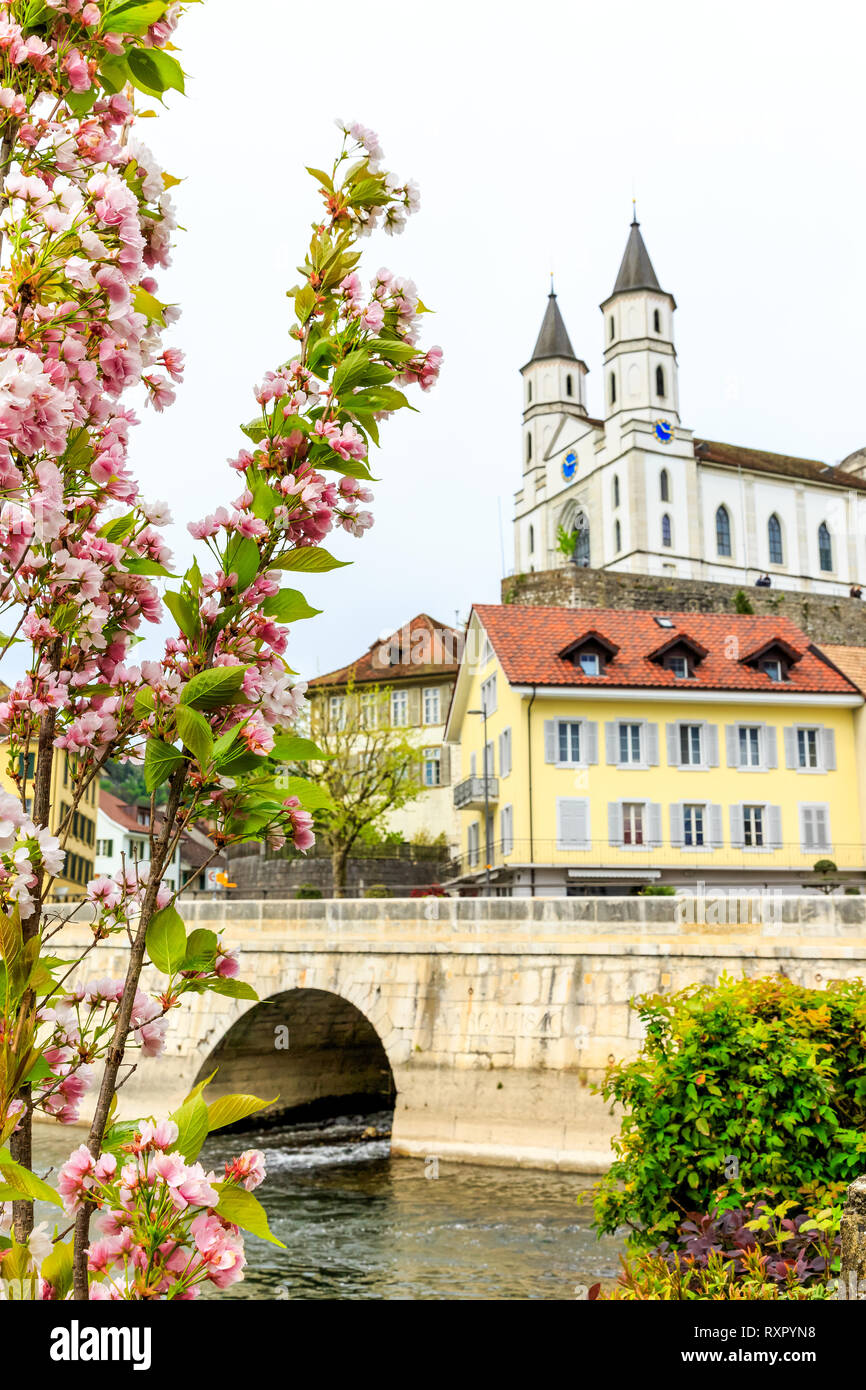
[
  {"x1": 467, "y1": 822, "x2": 480, "y2": 867},
  {"x1": 818, "y1": 522, "x2": 832, "y2": 573},
  {"x1": 526, "y1": 433, "x2": 532, "y2": 462},
  {"x1": 614, "y1": 519, "x2": 622, "y2": 553},
  {"x1": 622, "y1": 802, "x2": 644, "y2": 846},
  {"x1": 329, "y1": 695, "x2": 346, "y2": 731},
  {"x1": 499, "y1": 727, "x2": 512, "y2": 778},
  {"x1": 96, "y1": 838, "x2": 113, "y2": 857},
  {"x1": 660, "y1": 469, "x2": 670, "y2": 502},
  {"x1": 609, "y1": 315, "x2": 615, "y2": 341},
  {"x1": 653, "y1": 308, "x2": 661, "y2": 333},
  {"x1": 137, "y1": 806, "x2": 148, "y2": 826},
  {"x1": 574, "y1": 512, "x2": 590, "y2": 566},
  {"x1": 481, "y1": 672, "x2": 497, "y2": 714},
  {"x1": 679, "y1": 724, "x2": 702, "y2": 766},
  {"x1": 797, "y1": 728, "x2": 819, "y2": 769},
  {"x1": 483, "y1": 740, "x2": 495, "y2": 778},
  {"x1": 761, "y1": 659, "x2": 782, "y2": 682},
  {"x1": 619, "y1": 723, "x2": 642, "y2": 764},
  {"x1": 743, "y1": 805, "x2": 764, "y2": 847},
  {"x1": 683, "y1": 804, "x2": 705, "y2": 847},
  {"x1": 422, "y1": 747, "x2": 441, "y2": 786},
  {"x1": 423, "y1": 687, "x2": 441, "y2": 725},
  {"x1": 390, "y1": 689, "x2": 409, "y2": 725},
  {"x1": 716, "y1": 506, "x2": 731, "y2": 557},
  {"x1": 768, "y1": 514, "x2": 783, "y2": 565},
  {"x1": 558, "y1": 721, "x2": 582, "y2": 764},
  {"x1": 579, "y1": 651, "x2": 600, "y2": 675},
  {"x1": 668, "y1": 655, "x2": 688, "y2": 678},
  {"x1": 661, "y1": 513, "x2": 672, "y2": 547},
  {"x1": 528, "y1": 524, "x2": 534, "y2": 553},
  {"x1": 609, "y1": 372, "x2": 616, "y2": 405},
  {"x1": 566, "y1": 374, "x2": 573, "y2": 398},
  {"x1": 739, "y1": 726, "x2": 761, "y2": 767},
  {"x1": 527, "y1": 380, "x2": 532, "y2": 403},
  {"x1": 655, "y1": 364, "x2": 665, "y2": 398},
  {"x1": 801, "y1": 803, "x2": 830, "y2": 851},
  {"x1": 360, "y1": 691, "x2": 379, "y2": 729},
  {"x1": 613, "y1": 474, "x2": 620, "y2": 508},
  {"x1": 500, "y1": 804, "x2": 514, "y2": 855}
]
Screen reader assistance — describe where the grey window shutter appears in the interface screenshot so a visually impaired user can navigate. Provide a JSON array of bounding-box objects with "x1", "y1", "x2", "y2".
[
  {"x1": 783, "y1": 727, "x2": 797, "y2": 770},
  {"x1": 544, "y1": 719, "x2": 557, "y2": 763},
  {"x1": 666, "y1": 723, "x2": 680, "y2": 766},
  {"x1": 558, "y1": 798, "x2": 589, "y2": 850},
  {"x1": 470, "y1": 751, "x2": 477, "y2": 777},
  {"x1": 821, "y1": 727, "x2": 836, "y2": 771},
  {"x1": 729, "y1": 803, "x2": 744, "y2": 848},
  {"x1": 585, "y1": 721, "x2": 599, "y2": 765},
  {"x1": 605, "y1": 721, "x2": 618, "y2": 764},
  {"x1": 485, "y1": 740, "x2": 495, "y2": 776},
  {"x1": 767, "y1": 804, "x2": 783, "y2": 849},
  {"x1": 764, "y1": 725, "x2": 778, "y2": 770},
  {"x1": 506, "y1": 728, "x2": 512, "y2": 776},
  {"x1": 705, "y1": 724, "x2": 719, "y2": 767},
  {"x1": 645, "y1": 722, "x2": 659, "y2": 765},
  {"x1": 440, "y1": 744, "x2": 451, "y2": 786},
  {"x1": 408, "y1": 686, "x2": 421, "y2": 725},
  {"x1": 669, "y1": 803, "x2": 684, "y2": 848},
  {"x1": 647, "y1": 802, "x2": 662, "y2": 847},
  {"x1": 725, "y1": 725, "x2": 739, "y2": 768},
  {"x1": 708, "y1": 803, "x2": 723, "y2": 848},
  {"x1": 608, "y1": 801, "x2": 621, "y2": 847}
]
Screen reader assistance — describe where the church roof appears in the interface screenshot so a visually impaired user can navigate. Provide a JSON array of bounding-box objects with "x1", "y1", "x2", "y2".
[
  {"x1": 694, "y1": 438, "x2": 866, "y2": 494},
  {"x1": 608, "y1": 217, "x2": 667, "y2": 299},
  {"x1": 528, "y1": 291, "x2": 577, "y2": 363}
]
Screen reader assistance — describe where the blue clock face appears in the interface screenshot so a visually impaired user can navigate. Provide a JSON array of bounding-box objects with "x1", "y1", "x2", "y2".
[
  {"x1": 654, "y1": 419, "x2": 673, "y2": 444},
  {"x1": 562, "y1": 451, "x2": 577, "y2": 481}
]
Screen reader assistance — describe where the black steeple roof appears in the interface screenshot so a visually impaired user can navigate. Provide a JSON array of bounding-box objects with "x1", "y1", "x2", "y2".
[
  {"x1": 529, "y1": 290, "x2": 576, "y2": 362},
  {"x1": 611, "y1": 217, "x2": 664, "y2": 296}
]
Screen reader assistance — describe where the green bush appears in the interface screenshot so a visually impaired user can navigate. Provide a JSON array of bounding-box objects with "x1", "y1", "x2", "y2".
[
  {"x1": 639, "y1": 885, "x2": 676, "y2": 896},
  {"x1": 598, "y1": 1249, "x2": 833, "y2": 1301},
  {"x1": 592, "y1": 973, "x2": 866, "y2": 1244},
  {"x1": 363, "y1": 883, "x2": 391, "y2": 898},
  {"x1": 295, "y1": 883, "x2": 323, "y2": 899},
  {"x1": 733, "y1": 589, "x2": 754, "y2": 614}
]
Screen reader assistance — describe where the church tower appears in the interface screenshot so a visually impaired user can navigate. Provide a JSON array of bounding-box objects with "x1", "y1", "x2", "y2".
[
  {"x1": 599, "y1": 216, "x2": 679, "y2": 425},
  {"x1": 519, "y1": 288, "x2": 588, "y2": 479}
]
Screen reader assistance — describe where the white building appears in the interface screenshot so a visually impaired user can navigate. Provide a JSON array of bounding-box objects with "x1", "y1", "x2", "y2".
[
  {"x1": 514, "y1": 218, "x2": 866, "y2": 594},
  {"x1": 96, "y1": 791, "x2": 222, "y2": 896}
]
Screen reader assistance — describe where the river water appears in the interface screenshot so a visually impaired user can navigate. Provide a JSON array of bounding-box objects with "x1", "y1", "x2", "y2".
[{"x1": 34, "y1": 1113, "x2": 626, "y2": 1301}]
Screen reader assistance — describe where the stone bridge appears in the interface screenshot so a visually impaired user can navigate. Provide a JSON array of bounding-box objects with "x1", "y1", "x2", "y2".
[{"x1": 56, "y1": 895, "x2": 866, "y2": 1172}]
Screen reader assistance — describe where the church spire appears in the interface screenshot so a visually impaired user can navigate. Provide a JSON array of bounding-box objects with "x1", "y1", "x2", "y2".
[
  {"x1": 528, "y1": 288, "x2": 577, "y2": 363},
  {"x1": 610, "y1": 216, "x2": 664, "y2": 297}
]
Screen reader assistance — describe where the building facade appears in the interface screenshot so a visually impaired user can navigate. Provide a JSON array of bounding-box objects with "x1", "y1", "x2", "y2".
[
  {"x1": 515, "y1": 221, "x2": 866, "y2": 594},
  {"x1": 0, "y1": 748, "x2": 98, "y2": 903},
  {"x1": 445, "y1": 605, "x2": 865, "y2": 895},
  {"x1": 95, "y1": 791, "x2": 223, "y2": 896}
]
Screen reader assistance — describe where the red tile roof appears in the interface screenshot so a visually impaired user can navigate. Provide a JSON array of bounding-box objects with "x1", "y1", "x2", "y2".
[
  {"x1": 694, "y1": 437, "x2": 866, "y2": 494},
  {"x1": 473, "y1": 605, "x2": 862, "y2": 695},
  {"x1": 308, "y1": 613, "x2": 463, "y2": 688}
]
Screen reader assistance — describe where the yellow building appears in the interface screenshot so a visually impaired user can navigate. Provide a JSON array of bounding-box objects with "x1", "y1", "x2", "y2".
[
  {"x1": 0, "y1": 746, "x2": 98, "y2": 903},
  {"x1": 445, "y1": 605, "x2": 865, "y2": 896}
]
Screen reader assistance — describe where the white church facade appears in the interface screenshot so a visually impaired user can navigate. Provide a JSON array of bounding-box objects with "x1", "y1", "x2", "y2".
[{"x1": 514, "y1": 218, "x2": 866, "y2": 594}]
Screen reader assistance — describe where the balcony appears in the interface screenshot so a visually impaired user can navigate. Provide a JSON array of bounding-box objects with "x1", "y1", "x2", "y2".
[{"x1": 453, "y1": 776, "x2": 499, "y2": 810}]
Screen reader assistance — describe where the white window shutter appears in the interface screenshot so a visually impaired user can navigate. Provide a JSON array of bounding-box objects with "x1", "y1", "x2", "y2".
[
  {"x1": 767, "y1": 805, "x2": 783, "y2": 849},
  {"x1": 709, "y1": 803, "x2": 723, "y2": 849},
  {"x1": 725, "y1": 725, "x2": 739, "y2": 768},
  {"x1": 666, "y1": 723, "x2": 680, "y2": 766},
  {"x1": 821, "y1": 727, "x2": 836, "y2": 771},
  {"x1": 544, "y1": 720, "x2": 556, "y2": 763},
  {"x1": 729, "y1": 803, "x2": 744, "y2": 847},
  {"x1": 498, "y1": 731, "x2": 504, "y2": 775},
  {"x1": 783, "y1": 727, "x2": 797, "y2": 769},
  {"x1": 647, "y1": 802, "x2": 662, "y2": 848},
  {"x1": 705, "y1": 724, "x2": 719, "y2": 767},
  {"x1": 645, "y1": 723, "x2": 659, "y2": 765},
  {"x1": 605, "y1": 721, "x2": 618, "y2": 764},
  {"x1": 608, "y1": 801, "x2": 622, "y2": 847},
  {"x1": 558, "y1": 797, "x2": 589, "y2": 850},
  {"x1": 585, "y1": 721, "x2": 599, "y2": 765},
  {"x1": 764, "y1": 725, "x2": 778, "y2": 770},
  {"x1": 669, "y1": 803, "x2": 684, "y2": 848}
]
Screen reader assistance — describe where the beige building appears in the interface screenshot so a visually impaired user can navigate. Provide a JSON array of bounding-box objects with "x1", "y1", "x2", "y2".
[{"x1": 308, "y1": 614, "x2": 463, "y2": 849}]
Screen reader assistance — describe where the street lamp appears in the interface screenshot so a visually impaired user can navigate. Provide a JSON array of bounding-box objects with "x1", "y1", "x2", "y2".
[{"x1": 467, "y1": 706, "x2": 492, "y2": 895}]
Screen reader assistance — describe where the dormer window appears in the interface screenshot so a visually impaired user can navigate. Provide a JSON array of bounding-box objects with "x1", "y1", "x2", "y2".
[
  {"x1": 741, "y1": 636, "x2": 801, "y2": 683},
  {"x1": 579, "y1": 651, "x2": 600, "y2": 675},
  {"x1": 668, "y1": 655, "x2": 690, "y2": 679},
  {"x1": 559, "y1": 631, "x2": 619, "y2": 675},
  {"x1": 761, "y1": 659, "x2": 783, "y2": 682},
  {"x1": 648, "y1": 632, "x2": 708, "y2": 679}
]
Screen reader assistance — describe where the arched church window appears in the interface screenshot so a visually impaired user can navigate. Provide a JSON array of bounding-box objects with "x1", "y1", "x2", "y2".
[
  {"x1": 768, "y1": 514, "x2": 783, "y2": 565},
  {"x1": 566, "y1": 374, "x2": 573, "y2": 398},
  {"x1": 609, "y1": 373, "x2": 616, "y2": 405},
  {"x1": 528, "y1": 524, "x2": 534, "y2": 553},
  {"x1": 609, "y1": 315, "x2": 615, "y2": 341},
  {"x1": 655, "y1": 365, "x2": 665, "y2": 398},
  {"x1": 653, "y1": 308, "x2": 661, "y2": 333},
  {"x1": 818, "y1": 522, "x2": 832, "y2": 572},
  {"x1": 615, "y1": 519, "x2": 622, "y2": 552},
  {"x1": 574, "y1": 512, "x2": 590, "y2": 566},
  {"x1": 613, "y1": 474, "x2": 620, "y2": 508},
  {"x1": 660, "y1": 469, "x2": 670, "y2": 502},
  {"x1": 526, "y1": 433, "x2": 532, "y2": 463},
  {"x1": 716, "y1": 505, "x2": 732, "y2": 557},
  {"x1": 661, "y1": 513, "x2": 672, "y2": 548}
]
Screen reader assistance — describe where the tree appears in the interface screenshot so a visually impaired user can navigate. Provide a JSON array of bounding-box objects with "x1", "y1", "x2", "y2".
[
  {"x1": 302, "y1": 679, "x2": 425, "y2": 896},
  {"x1": 0, "y1": 0, "x2": 440, "y2": 1301}
]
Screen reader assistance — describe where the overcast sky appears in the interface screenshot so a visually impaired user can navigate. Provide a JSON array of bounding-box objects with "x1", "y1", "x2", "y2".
[{"x1": 126, "y1": 0, "x2": 866, "y2": 683}]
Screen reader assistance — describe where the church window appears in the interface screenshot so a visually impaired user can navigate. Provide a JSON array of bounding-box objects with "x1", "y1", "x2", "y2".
[
  {"x1": 566, "y1": 374, "x2": 573, "y2": 397},
  {"x1": 660, "y1": 469, "x2": 670, "y2": 502},
  {"x1": 653, "y1": 308, "x2": 661, "y2": 333},
  {"x1": 716, "y1": 505, "x2": 732, "y2": 557},
  {"x1": 614, "y1": 519, "x2": 622, "y2": 552},
  {"x1": 655, "y1": 365, "x2": 665, "y2": 398},
  {"x1": 613, "y1": 474, "x2": 620, "y2": 508},
  {"x1": 526, "y1": 433, "x2": 532, "y2": 462},
  {"x1": 528, "y1": 525, "x2": 534, "y2": 553},
  {"x1": 768, "y1": 514, "x2": 783, "y2": 565},
  {"x1": 661, "y1": 513, "x2": 672, "y2": 548},
  {"x1": 574, "y1": 512, "x2": 590, "y2": 566},
  {"x1": 609, "y1": 315, "x2": 615, "y2": 341},
  {"x1": 818, "y1": 522, "x2": 832, "y2": 572},
  {"x1": 527, "y1": 380, "x2": 532, "y2": 403},
  {"x1": 609, "y1": 373, "x2": 616, "y2": 405}
]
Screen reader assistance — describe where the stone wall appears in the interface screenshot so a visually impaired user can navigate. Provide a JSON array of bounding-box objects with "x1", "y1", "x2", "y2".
[
  {"x1": 225, "y1": 847, "x2": 449, "y2": 898},
  {"x1": 501, "y1": 567, "x2": 866, "y2": 647}
]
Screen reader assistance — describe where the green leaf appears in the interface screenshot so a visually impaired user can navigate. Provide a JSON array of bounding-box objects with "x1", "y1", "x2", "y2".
[
  {"x1": 331, "y1": 350, "x2": 372, "y2": 396},
  {"x1": 40, "y1": 1238, "x2": 73, "y2": 1298},
  {"x1": 131, "y1": 285, "x2": 166, "y2": 323},
  {"x1": 206, "y1": 1092, "x2": 277, "y2": 1132},
  {"x1": 306, "y1": 165, "x2": 334, "y2": 192},
  {"x1": 104, "y1": 1, "x2": 167, "y2": 34},
  {"x1": 163, "y1": 589, "x2": 198, "y2": 640},
  {"x1": 183, "y1": 1069, "x2": 218, "y2": 1105},
  {"x1": 212, "y1": 724, "x2": 244, "y2": 767},
  {"x1": 169, "y1": 1094, "x2": 209, "y2": 1163},
  {"x1": 214, "y1": 1185, "x2": 284, "y2": 1246},
  {"x1": 251, "y1": 480, "x2": 279, "y2": 521},
  {"x1": 98, "y1": 512, "x2": 136, "y2": 543},
  {"x1": 123, "y1": 556, "x2": 175, "y2": 577},
  {"x1": 183, "y1": 928, "x2": 218, "y2": 972},
  {"x1": 271, "y1": 734, "x2": 325, "y2": 762},
  {"x1": 97, "y1": 54, "x2": 130, "y2": 95},
  {"x1": 224, "y1": 536, "x2": 260, "y2": 592},
  {"x1": 209, "y1": 978, "x2": 259, "y2": 1001},
  {"x1": 0, "y1": 1154, "x2": 62, "y2": 1208},
  {"x1": 269, "y1": 548, "x2": 350, "y2": 574},
  {"x1": 261, "y1": 588, "x2": 321, "y2": 623},
  {"x1": 279, "y1": 776, "x2": 333, "y2": 811},
  {"x1": 134, "y1": 686, "x2": 156, "y2": 719},
  {"x1": 146, "y1": 903, "x2": 186, "y2": 974},
  {"x1": 175, "y1": 705, "x2": 214, "y2": 769},
  {"x1": 180, "y1": 665, "x2": 250, "y2": 711},
  {"x1": 144, "y1": 736, "x2": 183, "y2": 791},
  {"x1": 127, "y1": 46, "x2": 185, "y2": 97}
]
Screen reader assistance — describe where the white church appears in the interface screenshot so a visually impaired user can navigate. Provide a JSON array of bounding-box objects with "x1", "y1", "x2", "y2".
[{"x1": 514, "y1": 217, "x2": 866, "y2": 593}]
